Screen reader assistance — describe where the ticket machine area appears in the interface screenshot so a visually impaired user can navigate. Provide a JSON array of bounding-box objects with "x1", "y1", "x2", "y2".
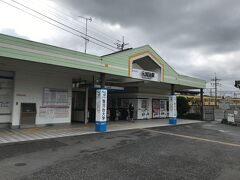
[
  {"x1": 107, "y1": 94, "x2": 169, "y2": 121},
  {"x1": 116, "y1": 98, "x2": 151, "y2": 120},
  {"x1": 152, "y1": 99, "x2": 168, "y2": 119}
]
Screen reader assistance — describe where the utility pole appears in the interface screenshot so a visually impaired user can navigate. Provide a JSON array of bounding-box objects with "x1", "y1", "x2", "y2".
[
  {"x1": 116, "y1": 36, "x2": 129, "y2": 51},
  {"x1": 78, "y1": 16, "x2": 92, "y2": 53},
  {"x1": 210, "y1": 88, "x2": 212, "y2": 97},
  {"x1": 211, "y1": 73, "x2": 221, "y2": 107}
]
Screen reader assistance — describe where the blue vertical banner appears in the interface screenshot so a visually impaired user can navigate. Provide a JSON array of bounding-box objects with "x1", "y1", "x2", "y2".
[
  {"x1": 95, "y1": 89, "x2": 107, "y2": 132},
  {"x1": 169, "y1": 95, "x2": 177, "y2": 124}
]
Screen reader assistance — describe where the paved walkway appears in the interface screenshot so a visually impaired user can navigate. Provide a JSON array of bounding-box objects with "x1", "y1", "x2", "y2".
[{"x1": 0, "y1": 119, "x2": 202, "y2": 145}]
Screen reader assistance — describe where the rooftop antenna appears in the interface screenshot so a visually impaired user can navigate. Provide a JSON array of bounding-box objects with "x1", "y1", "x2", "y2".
[
  {"x1": 115, "y1": 36, "x2": 129, "y2": 51},
  {"x1": 78, "y1": 15, "x2": 92, "y2": 53}
]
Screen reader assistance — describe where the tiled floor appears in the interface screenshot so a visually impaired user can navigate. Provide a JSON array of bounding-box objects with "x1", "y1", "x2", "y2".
[{"x1": 0, "y1": 119, "x2": 202, "y2": 144}]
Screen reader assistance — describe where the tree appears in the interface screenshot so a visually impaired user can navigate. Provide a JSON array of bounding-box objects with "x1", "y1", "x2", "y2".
[{"x1": 177, "y1": 96, "x2": 190, "y2": 116}]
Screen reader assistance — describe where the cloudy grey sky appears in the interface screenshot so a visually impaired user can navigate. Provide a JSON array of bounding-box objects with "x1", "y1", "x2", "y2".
[{"x1": 0, "y1": 0, "x2": 240, "y2": 92}]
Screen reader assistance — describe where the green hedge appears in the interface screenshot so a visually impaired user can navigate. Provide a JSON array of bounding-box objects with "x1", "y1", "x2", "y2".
[{"x1": 178, "y1": 113, "x2": 201, "y2": 120}]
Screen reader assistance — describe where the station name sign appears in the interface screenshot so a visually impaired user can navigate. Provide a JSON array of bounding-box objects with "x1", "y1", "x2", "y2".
[
  {"x1": 141, "y1": 71, "x2": 155, "y2": 79},
  {"x1": 132, "y1": 69, "x2": 159, "y2": 81}
]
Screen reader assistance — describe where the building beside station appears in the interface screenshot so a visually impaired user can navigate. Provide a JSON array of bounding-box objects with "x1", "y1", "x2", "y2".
[{"x1": 0, "y1": 34, "x2": 206, "y2": 129}]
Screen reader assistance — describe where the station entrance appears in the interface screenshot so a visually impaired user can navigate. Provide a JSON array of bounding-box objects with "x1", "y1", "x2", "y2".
[
  {"x1": 107, "y1": 94, "x2": 170, "y2": 121},
  {"x1": 71, "y1": 86, "x2": 96, "y2": 124},
  {"x1": 71, "y1": 86, "x2": 169, "y2": 124},
  {"x1": 71, "y1": 74, "x2": 172, "y2": 124}
]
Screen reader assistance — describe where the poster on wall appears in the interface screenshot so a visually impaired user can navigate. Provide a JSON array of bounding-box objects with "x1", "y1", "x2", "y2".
[
  {"x1": 39, "y1": 107, "x2": 69, "y2": 119},
  {"x1": 40, "y1": 88, "x2": 69, "y2": 119},
  {"x1": 95, "y1": 89, "x2": 107, "y2": 122},
  {"x1": 141, "y1": 99, "x2": 149, "y2": 119},
  {"x1": 169, "y1": 95, "x2": 177, "y2": 117},
  {"x1": 43, "y1": 88, "x2": 68, "y2": 107},
  {"x1": 0, "y1": 79, "x2": 13, "y2": 114}
]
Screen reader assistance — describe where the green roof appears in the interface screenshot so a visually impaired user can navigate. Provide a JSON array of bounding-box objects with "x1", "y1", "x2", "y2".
[{"x1": 0, "y1": 33, "x2": 205, "y2": 88}]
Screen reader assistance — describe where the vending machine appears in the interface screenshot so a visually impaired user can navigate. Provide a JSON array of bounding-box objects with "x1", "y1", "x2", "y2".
[
  {"x1": 138, "y1": 99, "x2": 150, "y2": 119},
  {"x1": 160, "y1": 100, "x2": 168, "y2": 118},
  {"x1": 152, "y1": 99, "x2": 160, "y2": 118}
]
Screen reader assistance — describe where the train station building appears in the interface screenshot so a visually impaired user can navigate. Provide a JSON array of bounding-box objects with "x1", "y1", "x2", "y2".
[{"x1": 0, "y1": 34, "x2": 206, "y2": 129}]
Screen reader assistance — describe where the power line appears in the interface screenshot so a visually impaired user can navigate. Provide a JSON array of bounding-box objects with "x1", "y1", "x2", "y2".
[
  {"x1": 10, "y1": 0, "x2": 118, "y2": 50},
  {"x1": 19, "y1": 0, "x2": 116, "y2": 50},
  {"x1": 20, "y1": 0, "x2": 85, "y2": 32},
  {"x1": 11, "y1": 0, "x2": 119, "y2": 48},
  {"x1": 16, "y1": 0, "x2": 130, "y2": 51},
  {"x1": 20, "y1": 0, "x2": 119, "y2": 45},
  {"x1": 0, "y1": 0, "x2": 116, "y2": 51},
  {"x1": 32, "y1": 0, "x2": 120, "y2": 42}
]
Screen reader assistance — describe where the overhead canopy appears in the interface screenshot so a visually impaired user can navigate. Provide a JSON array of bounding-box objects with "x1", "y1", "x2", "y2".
[{"x1": 0, "y1": 34, "x2": 205, "y2": 89}]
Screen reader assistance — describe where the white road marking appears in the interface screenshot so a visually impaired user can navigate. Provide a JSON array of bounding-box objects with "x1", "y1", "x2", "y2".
[
  {"x1": 142, "y1": 128, "x2": 240, "y2": 148},
  {"x1": 218, "y1": 130, "x2": 228, "y2": 133}
]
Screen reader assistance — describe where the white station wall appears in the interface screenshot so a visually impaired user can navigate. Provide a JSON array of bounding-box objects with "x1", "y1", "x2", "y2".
[{"x1": 11, "y1": 65, "x2": 72, "y2": 126}]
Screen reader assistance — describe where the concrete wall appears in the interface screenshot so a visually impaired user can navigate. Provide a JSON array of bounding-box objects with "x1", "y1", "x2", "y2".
[
  {"x1": 0, "y1": 115, "x2": 11, "y2": 124},
  {"x1": 0, "y1": 58, "x2": 73, "y2": 127},
  {"x1": 12, "y1": 68, "x2": 72, "y2": 126}
]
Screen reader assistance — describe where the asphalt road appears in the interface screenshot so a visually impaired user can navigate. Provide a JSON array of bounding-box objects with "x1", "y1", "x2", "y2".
[{"x1": 0, "y1": 122, "x2": 240, "y2": 180}]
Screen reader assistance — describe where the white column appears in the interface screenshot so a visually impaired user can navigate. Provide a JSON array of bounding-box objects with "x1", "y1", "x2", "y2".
[{"x1": 11, "y1": 71, "x2": 20, "y2": 128}]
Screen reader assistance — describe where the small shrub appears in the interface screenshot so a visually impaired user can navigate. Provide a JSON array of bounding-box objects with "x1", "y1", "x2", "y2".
[
  {"x1": 221, "y1": 118, "x2": 228, "y2": 124},
  {"x1": 177, "y1": 96, "x2": 190, "y2": 116},
  {"x1": 179, "y1": 113, "x2": 201, "y2": 120}
]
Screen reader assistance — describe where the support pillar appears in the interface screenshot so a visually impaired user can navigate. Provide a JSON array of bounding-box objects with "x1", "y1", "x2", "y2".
[
  {"x1": 169, "y1": 84, "x2": 177, "y2": 124},
  {"x1": 171, "y1": 84, "x2": 175, "y2": 96},
  {"x1": 100, "y1": 73, "x2": 106, "y2": 88},
  {"x1": 84, "y1": 87, "x2": 89, "y2": 124},
  {"x1": 200, "y1": 88, "x2": 204, "y2": 121},
  {"x1": 95, "y1": 73, "x2": 107, "y2": 132}
]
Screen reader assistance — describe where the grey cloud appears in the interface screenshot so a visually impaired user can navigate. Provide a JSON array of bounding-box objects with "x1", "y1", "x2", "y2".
[
  {"x1": 57, "y1": 0, "x2": 240, "y2": 54},
  {"x1": 53, "y1": 0, "x2": 240, "y2": 90}
]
